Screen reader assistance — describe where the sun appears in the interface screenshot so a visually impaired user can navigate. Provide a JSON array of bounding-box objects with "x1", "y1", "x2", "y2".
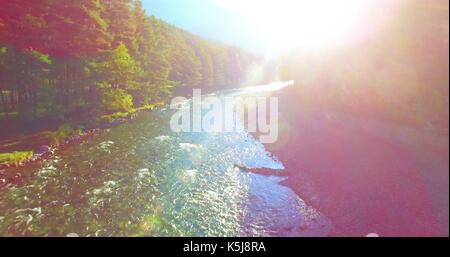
[{"x1": 213, "y1": 0, "x2": 382, "y2": 53}]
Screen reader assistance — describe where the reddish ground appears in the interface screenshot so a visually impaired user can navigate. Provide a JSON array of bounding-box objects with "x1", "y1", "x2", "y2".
[{"x1": 265, "y1": 105, "x2": 449, "y2": 237}]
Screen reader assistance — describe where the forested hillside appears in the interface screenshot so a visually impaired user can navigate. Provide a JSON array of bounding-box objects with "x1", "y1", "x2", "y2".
[
  {"x1": 278, "y1": 0, "x2": 449, "y2": 134},
  {"x1": 0, "y1": 0, "x2": 262, "y2": 124}
]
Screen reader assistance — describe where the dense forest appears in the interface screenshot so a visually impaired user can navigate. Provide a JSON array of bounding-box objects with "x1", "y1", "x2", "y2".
[
  {"x1": 278, "y1": 0, "x2": 449, "y2": 134},
  {"x1": 1, "y1": 0, "x2": 447, "y2": 138},
  {"x1": 0, "y1": 0, "x2": 264, "y2": 126}
]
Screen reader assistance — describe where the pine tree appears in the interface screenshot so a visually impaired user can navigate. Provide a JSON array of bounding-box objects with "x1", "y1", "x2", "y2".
[
  {"x1": 0, "y1": 0, "x2": 261, "y2": 121},
  {"x1": 102, "y1": 0, "x2": 137, "y2": 52}
]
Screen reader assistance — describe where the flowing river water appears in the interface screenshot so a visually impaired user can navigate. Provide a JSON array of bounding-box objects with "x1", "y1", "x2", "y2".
[{"x1": 0, "y1": 82, "x2": 332, "y2": 236}]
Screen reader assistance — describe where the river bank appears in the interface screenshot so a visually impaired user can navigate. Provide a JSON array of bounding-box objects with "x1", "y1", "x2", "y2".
[
  {"x1": 258, "y1": 91, "x2": 449, "y2": 236},
  {"x1": 0, "y1": 84, "x2": 330, "y2": 236},
  {"x1": 0, "y1": 103, "x2": 165, "y2": 170},
  {"x1": 1, "y1": 83, "x2": 448, "y2": 236}
]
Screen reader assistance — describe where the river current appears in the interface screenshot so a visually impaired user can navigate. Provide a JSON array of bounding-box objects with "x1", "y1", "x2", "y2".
[{"x1": 0, "y1": 82, "x2": 331, "y2": 236}]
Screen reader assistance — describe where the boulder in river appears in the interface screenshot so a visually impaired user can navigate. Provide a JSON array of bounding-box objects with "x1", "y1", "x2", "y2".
[{"x1": 36, "y1": 145, "x2": 52, "y2": 156}]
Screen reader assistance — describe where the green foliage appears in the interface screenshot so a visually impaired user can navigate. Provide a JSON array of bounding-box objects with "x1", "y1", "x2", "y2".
[
  {"x1": 34, "y1": 102, "x2": 66, "y2": 120},
  {"x1": 0, "y1": 151, "x2": 34, "y2": 165},
  {"x1": 0, "y1": 0, "x2": 262, "y2": 126},
  {"x1": 47, "y1": 125, "x2": 83, "y2": 146},
  {"x1": 98, "y1": 111, "x2": 130, "y2": 124},
  {"x1": 29, "y1": 50, "x2": 52, "y2": 65},
  {"x1": 100, "y1": 88, "x2": 134, "y2": 113},
  {"x1": 96, "y1": 43, "x2": 142, "y2": 90},
  {"x1": 0, "y1": 111, "x2": 18, "y2": 118},
  {"x1": 103, "y1": 0, "x2": 137, "y2": 51}
]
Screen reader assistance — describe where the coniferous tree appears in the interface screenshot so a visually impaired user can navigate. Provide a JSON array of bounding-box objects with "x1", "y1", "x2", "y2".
[{"x1": 0, "y1": 0, "x2": 263, "y2": 122}]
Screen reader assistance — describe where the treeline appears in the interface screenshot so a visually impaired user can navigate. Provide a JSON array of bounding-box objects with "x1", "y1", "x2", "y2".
[
  {"x1": 278, "y1": 0, "x2": 449, "y2": 134},
  {"x1": 0, "y1": 0, "x2": 262, "y2": 122}
]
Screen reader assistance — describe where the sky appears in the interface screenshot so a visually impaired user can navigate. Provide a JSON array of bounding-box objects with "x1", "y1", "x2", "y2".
[
  {"x1": 141, "y1": 0, "x2": 399, "y2": 57},
  {"x1": 142, "y1": 0, "x2": 269, "y2": 54}
]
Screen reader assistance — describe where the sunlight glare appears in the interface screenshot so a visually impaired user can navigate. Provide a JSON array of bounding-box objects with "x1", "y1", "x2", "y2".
[{"x1": 213, "y1": 0, "x2": 380, "y2": 53}]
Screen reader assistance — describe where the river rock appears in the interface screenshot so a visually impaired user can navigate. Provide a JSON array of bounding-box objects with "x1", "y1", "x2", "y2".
[{"x1": 36, "y1": 145, "x2": 52, "y2": 156}]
